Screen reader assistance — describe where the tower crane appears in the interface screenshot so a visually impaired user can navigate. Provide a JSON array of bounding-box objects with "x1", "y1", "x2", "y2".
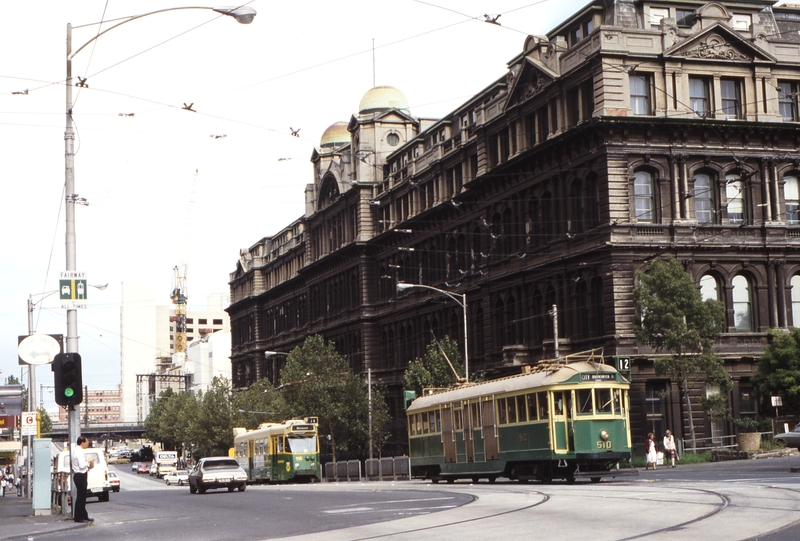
[{"x1": 171, "y1": 169, "x2": 199, "y2": 354}]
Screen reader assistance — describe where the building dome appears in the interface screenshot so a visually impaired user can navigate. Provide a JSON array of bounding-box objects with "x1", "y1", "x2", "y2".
[
  {"x1": 358, "y1": 86, "x2": 410, "y2": 115},
  {"x1": 320, "y1": 122, "x2": 349, "y2": 148}
]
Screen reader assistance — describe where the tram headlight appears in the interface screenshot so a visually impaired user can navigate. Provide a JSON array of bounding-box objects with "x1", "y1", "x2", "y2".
[
  {"x1": 295, "y1": 462, "x2": 300, "y2": 469},
  {"x1": 600, "y1": 430, "x2": 610, "y2": 441}
]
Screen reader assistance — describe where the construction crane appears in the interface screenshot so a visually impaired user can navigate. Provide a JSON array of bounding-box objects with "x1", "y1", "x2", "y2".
[{"x1": 170, "y1": 169, "x2": 199, "y2": 354}]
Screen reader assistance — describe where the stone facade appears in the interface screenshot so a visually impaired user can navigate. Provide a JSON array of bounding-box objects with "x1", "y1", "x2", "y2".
[{"x1": 228, "y1": 0, "x2": 800, "y2": 453}]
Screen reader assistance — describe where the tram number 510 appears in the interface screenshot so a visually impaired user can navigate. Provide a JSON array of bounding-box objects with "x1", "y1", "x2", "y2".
[{"x1": 596, "y1": 441, "x2": 613, "y2": 449}]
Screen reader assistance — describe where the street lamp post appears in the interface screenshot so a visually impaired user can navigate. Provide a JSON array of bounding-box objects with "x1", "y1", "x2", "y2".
[
  {"x1": 396, "y1": 282, "x2": 469, "y2": 383},
  {"x1": 63, "y1": 5, "x2": 255, "y2": 515}
]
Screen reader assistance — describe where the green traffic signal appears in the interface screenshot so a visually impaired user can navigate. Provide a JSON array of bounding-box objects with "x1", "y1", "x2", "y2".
[{"x1": 64, "y1": 387, "x2": 74, "y2": 398}]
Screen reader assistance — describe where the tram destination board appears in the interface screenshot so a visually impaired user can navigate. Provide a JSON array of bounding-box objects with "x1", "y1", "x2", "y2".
[{"x1": 581, "y1": 373, "x2": 615, "y2": 381}]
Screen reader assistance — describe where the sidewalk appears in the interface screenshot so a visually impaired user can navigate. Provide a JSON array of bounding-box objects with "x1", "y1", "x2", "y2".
[{"x1": 0, "y1": 493, "x2": 85, "y2": 540}]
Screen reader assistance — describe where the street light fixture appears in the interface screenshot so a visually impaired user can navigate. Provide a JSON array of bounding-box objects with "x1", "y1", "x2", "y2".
[
  {"x1": 62, "y1": 5, "x2": 255, "y2": 513},
  {"x1": 396, "y1": 282, "x2": 469, "y2": 383}
]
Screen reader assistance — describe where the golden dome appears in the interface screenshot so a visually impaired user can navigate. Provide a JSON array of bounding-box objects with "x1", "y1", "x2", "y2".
[
  {"x1": 320, "y1": 122, "x2": 349, "y2": 148},
  {"x1": 358, "y1": 86, "x2": 410, "y2": 115}
]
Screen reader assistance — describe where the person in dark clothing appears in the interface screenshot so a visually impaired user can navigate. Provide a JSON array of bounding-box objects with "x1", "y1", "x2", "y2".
[{"x1": 71, "y1": 435, "x2": 94, "y2": 523}]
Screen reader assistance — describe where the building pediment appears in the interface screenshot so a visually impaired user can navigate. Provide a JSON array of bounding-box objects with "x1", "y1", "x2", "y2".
[
  {"x1": 505, "y1": 57, "x2": 558, "y2": 110},
  {"x1": 664, "y1": 22, "x2": 776, "y2": 63}
]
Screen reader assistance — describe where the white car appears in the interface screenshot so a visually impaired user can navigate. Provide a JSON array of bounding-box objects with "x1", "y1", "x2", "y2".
[{"x1": 164, "y1": 470, "x2": 189, "y2": 486}]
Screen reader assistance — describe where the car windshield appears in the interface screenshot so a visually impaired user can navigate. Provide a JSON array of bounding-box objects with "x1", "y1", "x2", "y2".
[
  {"x1": 202, "y1": 460, "x2": 239, "y2": 470},
  {"x1": 175, "y1": 470, "x2": 187, "y2": 475},
  {"x1": 288, "y1": 436, "x2": 317, "y2": 453}
]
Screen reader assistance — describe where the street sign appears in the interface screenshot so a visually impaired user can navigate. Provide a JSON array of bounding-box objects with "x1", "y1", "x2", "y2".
[
  {"x1": 60, "y1": 272, "x2": 88, "y2": 309},
  {"x1": 17, "y1": 334, "x2": 62, "y2": 365},
  {"x1": 615, "y1": 356, "x2": 632, "y2": 380},
  {"x1": 21, "y1": 411, "x2": 36, "y2": 436}
]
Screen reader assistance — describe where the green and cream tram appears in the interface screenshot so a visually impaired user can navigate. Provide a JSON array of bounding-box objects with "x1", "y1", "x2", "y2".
[
  {"x1": 233, "y1": 417, "x2": 321, "y2": 483},
  {"x1": 406, "y1": 359, "x2": 635, "y2": 483}
]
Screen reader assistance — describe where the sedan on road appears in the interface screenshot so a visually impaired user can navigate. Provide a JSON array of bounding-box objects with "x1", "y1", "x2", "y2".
[
  {"x1": 108, "y1": 471, "x2": 120, "y2": 492},
  {"x1": 137, "y1": 463, "x2": 150, "y2": 474},
  {"x1": 188, "y1": 457, "x2": 247, "y2": 494},
  {"x1": 164, "y1": 470, "x2": 189, "y2": 486},
  {"x1": 774, "y1": 424, "x2": 800, "y2": 448}
]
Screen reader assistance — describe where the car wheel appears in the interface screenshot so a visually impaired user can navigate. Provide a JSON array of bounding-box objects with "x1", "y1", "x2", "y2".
[
  {"x1": 228, "y1": 486, "x2": 235, "y2": 492},
  {"x1": 166, "y1": 480, "x2": 170, "y2": 485},
  {"x1": 189, "y1": 483, "x2": 197, "y2": 494},
  {"x1": 238, "y1": 484, "x2": 246, "y2": 492}
]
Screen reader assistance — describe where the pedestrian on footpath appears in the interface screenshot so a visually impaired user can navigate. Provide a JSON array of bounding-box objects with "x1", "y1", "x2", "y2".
[
  {"x1": 71, "y1": 435, "x2": 95, "y2": 524},
  {"x1": 663, "y1": 430, "x2": 678, "y2": 468},
  {"x1": 645, "y1": 432, "x2": 658, "y2": 470}
]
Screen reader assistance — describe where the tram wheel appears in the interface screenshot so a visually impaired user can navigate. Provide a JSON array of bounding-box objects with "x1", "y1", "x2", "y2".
[
  {"x1": 447, "y1": 478, "x2": 455, "y2": 484},
  {"x1": 488, "y1": 476, "x2": 497, "y2": 484},
  {"x1": 472, "y1": 477, "x2": 480, "y2": 483},
  {"x1": 590, "y1": 477, "x2": 601, "y2": 484},
  {"x1": 566, "y1": 476, "x2": 576, "y2": 485}
]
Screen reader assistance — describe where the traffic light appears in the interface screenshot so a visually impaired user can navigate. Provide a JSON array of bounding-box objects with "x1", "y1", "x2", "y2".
[{"x1": 53, "y1": 353, "x2": 83, "y2": 406}]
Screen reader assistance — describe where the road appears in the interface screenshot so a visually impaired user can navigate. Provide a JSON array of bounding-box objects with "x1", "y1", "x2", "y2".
[{"x1": 32, "y1": 456, "x2": 800, "y2": 540}]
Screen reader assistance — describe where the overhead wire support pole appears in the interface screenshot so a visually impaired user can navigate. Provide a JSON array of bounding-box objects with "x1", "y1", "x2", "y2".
[
  {"x1": 396, "y1": 282, "x2": 469, "y2": 383},
  {"x1": 63, "y1": 4, "x2": 256, "y2": 517}
]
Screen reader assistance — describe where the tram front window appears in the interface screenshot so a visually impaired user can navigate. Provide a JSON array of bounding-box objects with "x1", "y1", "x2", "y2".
[
  {"x1": 288, "y1": 436, "x2": 317, "y2": 453},
  {"x1": 596, "y1": 388, "x2": 613, "y2": 413},
  {"x1": 577, "y1": 389, "x2": 593, "y2": 415}
]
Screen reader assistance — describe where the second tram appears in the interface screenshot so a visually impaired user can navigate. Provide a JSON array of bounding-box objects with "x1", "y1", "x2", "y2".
[{"x1": 233, "y1": 417, "x2": 321, "y2": 483}]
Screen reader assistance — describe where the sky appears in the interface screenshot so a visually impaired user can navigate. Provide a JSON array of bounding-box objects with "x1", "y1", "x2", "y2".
[{"x1": 0, "y1": 0, "x2": 588, "y2": 409}]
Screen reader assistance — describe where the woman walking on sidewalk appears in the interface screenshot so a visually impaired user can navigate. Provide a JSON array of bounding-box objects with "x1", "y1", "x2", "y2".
[
  {"x1": 663, "y1": 430, "x2": 678, "y2": 468},
  {"x1": 645, "y1": 432, "x2": 658, "y2": 470}
]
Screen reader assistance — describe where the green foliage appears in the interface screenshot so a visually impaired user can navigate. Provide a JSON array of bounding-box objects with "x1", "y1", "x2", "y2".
[
  {"x1": 277, "y1": 335, "x2": 383, "y2": 461},
  {"x1": 633, "y1": 257, "x2": 730, "y2": 442},
  {"x1": 403, "y1": 336, "x2": 464, "y2": 397},
  {"x1": 752, "y1": 328, "x2": 800, "y2": 414},
  {"x1": 733, "y1": 417, "x2": 761, "y2": 433},
  {"x1": 37, "y1": 407, "x2": 52, "y2": 434},
  {"x1": 143, "y1": 335, "x2": 388, "y2": 462}
]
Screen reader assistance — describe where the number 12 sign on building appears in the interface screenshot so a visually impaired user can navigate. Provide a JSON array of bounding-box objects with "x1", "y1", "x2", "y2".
[{"x1": 60, "y1": 271, "x2": 88, "y2": 309}]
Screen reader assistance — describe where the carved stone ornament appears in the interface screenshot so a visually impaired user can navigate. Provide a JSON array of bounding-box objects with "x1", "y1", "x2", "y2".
[{"x1": 683, "y1": 35, "x2": 750, "y2": 61}]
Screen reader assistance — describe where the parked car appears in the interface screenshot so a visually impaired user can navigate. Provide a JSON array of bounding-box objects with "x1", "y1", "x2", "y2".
[
  {"x1": 774, "y1": 424, "x2": 800, "y2": 449},
  {"x1": 136, "y1": 462, "x2": 150, "y2": 474},
  {"x1": 131, "y1": 462, "x2": 138, "y2": 472},
  {"x1": 188, "y1": 457, "x2": 247, "y2": 494},
  {"x1": 108, "y1": 471, "x2": 120, "y2": 492},
  {"x1": 164, "y1": 470, "x2": 189, "y2": 486}
]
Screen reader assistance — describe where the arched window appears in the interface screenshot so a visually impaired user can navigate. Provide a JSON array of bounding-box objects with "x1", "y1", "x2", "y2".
[
  {"x1": 634, "y1": 170, "x2": 655, "y2": 223},
  {"x1": 700, "y1": 274, "x2": 720, "y2": 301},
  {"x1": 694, "y1": 173, "x2": 716, "y2": 224},
  {"x1": 792, "y1": 275, "x2": 800, "y2": 326},
  {"x1": 570, "y1": 180, "x2": 584, "y2": 234},
  {"x1": 726, "y1": 173, "x2": 746, "y2": 224},
  {"x1": 785, "y1": 175, "x2": 799, "y2": 225},
  {"x1": 732, "y1": 275, "x2": 754, "y2": 332}
]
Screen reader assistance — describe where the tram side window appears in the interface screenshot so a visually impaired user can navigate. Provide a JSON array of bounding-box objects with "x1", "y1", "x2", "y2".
[
  {"x1": 554, "y1": 392, "x2": 565, "y2": 416},
  {"x1": 507, "y1": 395, "x2": 517, "y2": 423},
  {"x1": 596, "y1": 388, "x2": 613, "y2": 413},
  {"x1": 537, "y1": 392, "x2": 549, "y2": 419},
  {"x1": 423, "y1": 412, "x2": 430, "y2": 434},
  {"x1": 435, "y1": 409, "x2": 442, "y2": 432},
  {"x1": 498, "y1": 398, "x2": 508, "y2": 425},
  {"x1": 517, "y1": 395, "x2": 528, "y2": 422},
  {"x1": 470, "y1": 402, "x2": 481, "y2": 431},
  {"x1": 577, "y1": 388, "x2": 593, "y2": 415},
  {"x1": 454, "y1": 407, "x2": 463, "y2": 430},
  {"x1": 527, "y1": 394, "x2": 538, "y2": 420}
]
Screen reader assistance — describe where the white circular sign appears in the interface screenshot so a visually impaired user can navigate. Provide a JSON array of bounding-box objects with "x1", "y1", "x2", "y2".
[{"x1": 17, "y1": 334, "x2": 61, "y2": 365}]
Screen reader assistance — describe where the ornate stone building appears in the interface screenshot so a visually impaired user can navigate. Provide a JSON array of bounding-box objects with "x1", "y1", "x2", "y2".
[{"x1": 228, "y1": 0, "x2": 800, "y2": 451}]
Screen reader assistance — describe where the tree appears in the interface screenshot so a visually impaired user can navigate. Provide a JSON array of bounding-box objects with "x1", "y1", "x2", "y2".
[
  {"x1": 145, "y1": 388, "x2": 200, "y2": 454},
  {"x1": 37, "y1": 407, "x2": 52, "y2": 434},
  {"x1": 752, "y1": 328, "x2": 800, "y2": 415},
  {"x1": 633, "y1": 257, "x2": 729, "y2": 447},
  {"x1": 190, "y1": 377, "x2": 237, "y2": 458},
  {"x1": 277, "y1": 335, "x2": 380, "y2": 461},
  {"x1": 403, "y1": 336, "x2": 464, "y2": 398}
]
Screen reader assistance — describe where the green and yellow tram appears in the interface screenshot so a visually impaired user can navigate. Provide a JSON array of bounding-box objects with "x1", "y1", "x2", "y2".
[
  {"x1": 406, "y1": 358, "x2": 635, "y2": 483},
  {"x1": 233, "y1": 417, "x2": 321, "y2": 483}
]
